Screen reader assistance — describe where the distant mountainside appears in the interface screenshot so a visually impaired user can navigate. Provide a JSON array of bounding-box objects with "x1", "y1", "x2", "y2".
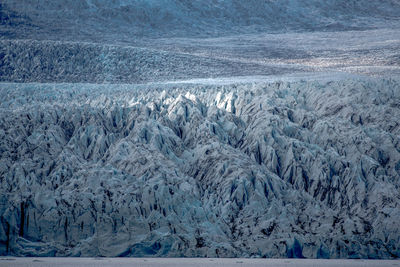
[{"x1": 1, "y1": 0, "x2": 400, "y2": 41}]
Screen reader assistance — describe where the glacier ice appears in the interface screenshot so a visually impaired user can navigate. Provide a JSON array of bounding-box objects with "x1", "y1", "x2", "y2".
[
  {"x1": 1, "y1": 0, "x2": 400, "y2": 259},
  {"x1": 0, "y1": 79, "x2": 399, "y2": 258},
  {"x1": 1, "y1": 0, "x2": 400, "y2": 41}
]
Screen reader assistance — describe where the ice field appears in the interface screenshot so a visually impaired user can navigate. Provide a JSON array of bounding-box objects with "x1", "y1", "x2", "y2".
[{"x1": 1, "y1": 0, "x2": 400, "y2": 262}]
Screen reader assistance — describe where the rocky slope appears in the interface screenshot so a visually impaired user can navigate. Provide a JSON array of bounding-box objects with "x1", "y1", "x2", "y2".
[{"x1": 1, "y1": 79, "x2": 399, "y2": 258}]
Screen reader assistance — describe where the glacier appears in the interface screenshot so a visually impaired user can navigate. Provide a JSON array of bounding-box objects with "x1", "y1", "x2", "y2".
[
  {"x1": 0, "y1": 79, "x2": 399, "y2": 258},
  {"x1": 1, "y1": 0, "x2": 400, "y2": 260},
  {"x1": 1, "y1": 257, "x2": 399, "y2": 267},
  {"x1": 2, "y1": 0, "x2": 400, "y2": 41}
]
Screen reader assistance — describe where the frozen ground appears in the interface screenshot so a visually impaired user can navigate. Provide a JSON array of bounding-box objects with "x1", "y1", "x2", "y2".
[{"x1": 1, "y1": 258, "x2": 400, "y2": 267}]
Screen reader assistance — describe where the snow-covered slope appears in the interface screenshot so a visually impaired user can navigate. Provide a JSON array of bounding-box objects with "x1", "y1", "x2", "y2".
[
  {"x1": 1, "y1": 0, "x2": 400, "y2": 41},
  {"x1": 1, "y1": 79, "x2": 399, "y2": 258}
]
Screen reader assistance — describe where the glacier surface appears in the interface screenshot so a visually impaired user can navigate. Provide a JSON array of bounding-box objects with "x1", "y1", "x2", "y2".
[
  {"x1": 1, "y1": 257, "x2": 400, "y2": 267},
  {"x1": 0, "y1": 79, "x2": 399, "y2": 258},
  {"x1": 1, "y1": 0, "x2": 400, "y2": 260},
  {"x1": 1, "y1": 0, "x2": 400, "y2": 41}
]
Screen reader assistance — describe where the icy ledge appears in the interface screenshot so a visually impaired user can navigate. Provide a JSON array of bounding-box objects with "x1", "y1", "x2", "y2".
[{"x1": 0, "y1": 78, "x2": 399, "y2": 258}]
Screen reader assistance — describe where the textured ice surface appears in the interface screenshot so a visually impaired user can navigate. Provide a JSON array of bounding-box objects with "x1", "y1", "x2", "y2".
[
  {"x1": 1, "y1": 0, "x2": 400, "y2": 260},
  {"x1": 0, "y1": 79, "x2": 399, "y2": 258},
  {"x1": 1, "y1": 0, "x2": 400, "y2": 41},
  {"x1": 2, "y1": 27, "x2": 400, "y2": 84},
  {"x1": 2, "y1": 0, "x2": 400, "y2": 83},
  {"x1": 2, "y1": 28, "x2": 400, "y2": 83},
  {"x1": 1, "y1": 257, "x2": 399, "y2": 267}
]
